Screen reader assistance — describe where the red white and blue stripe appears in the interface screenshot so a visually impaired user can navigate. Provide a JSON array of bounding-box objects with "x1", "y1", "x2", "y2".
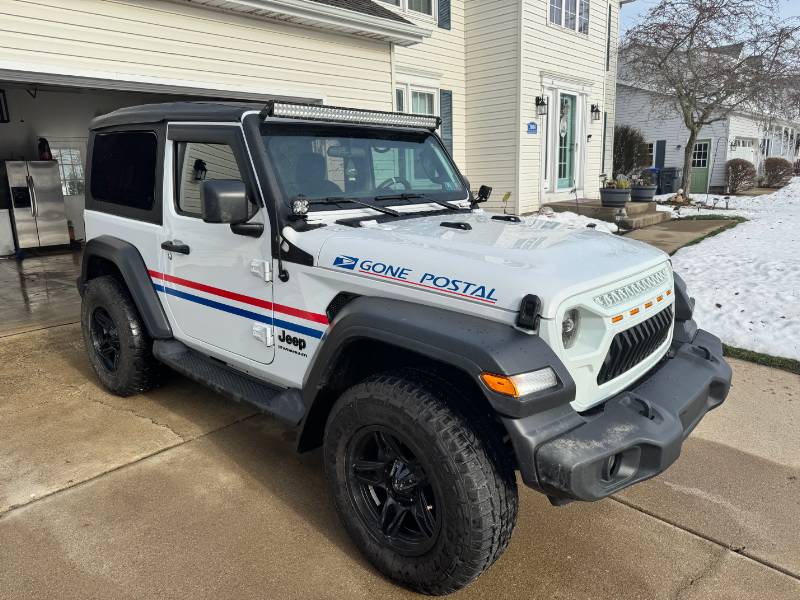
[{"x1": 149, "y1": 270, "x2": 328, "y2": 339}]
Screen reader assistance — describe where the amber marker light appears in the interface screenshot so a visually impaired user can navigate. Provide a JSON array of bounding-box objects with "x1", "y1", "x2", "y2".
[
  {"x1": 612, "y1": 315, "x2": 624, "y2": 323},
  {"x1": 645, "y1": 301, "x2": 654, "y2": 309},
  {"x1": 480, "y1": 369, "x2": 558, "y2": 398},
  {"x1": 630, "y1": 308, "x2": 640, "y2": 316}
]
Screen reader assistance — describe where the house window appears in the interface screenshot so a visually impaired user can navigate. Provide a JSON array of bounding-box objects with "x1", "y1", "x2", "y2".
[
  {"x1": 51, "y1": 148, "x2": 85, "y2": 197},
  {"x1": 395, "y1": 86, "x2": 436, "y2": 117},
  {"x1": 646, "y1": 143, "x2": 655, "y2": 167},
  {"x1": 549, "y1": 0, "x2": 589, "y2": 34},
  {"x1": 379, "y1": 0, "x2": 434, "y2": 17},
  {"x1": 395, "y1": 88, "x2": 406, "y2": 113},
  {"x1": 691, "y1": 142, "x2": 710, "y2": 168},
  {"x1": 579, "y1": 0, "x2": 590, "y2": 34},
  {"x1": 412, "y1": 91, "x2": 435, "y2": 115}
]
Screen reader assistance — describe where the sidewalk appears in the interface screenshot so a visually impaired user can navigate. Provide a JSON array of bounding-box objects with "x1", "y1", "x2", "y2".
[{"x1": 624, "y1": 218, "x2": 733, "y2": 254}]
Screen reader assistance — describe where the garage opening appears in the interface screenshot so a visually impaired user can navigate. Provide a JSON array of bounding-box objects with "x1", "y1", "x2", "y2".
[{"x1": 0, "y1": 77, "x2": 318, "y2": 336}]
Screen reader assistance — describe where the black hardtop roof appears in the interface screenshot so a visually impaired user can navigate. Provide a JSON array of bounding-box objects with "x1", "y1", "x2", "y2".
[{"x1": 90, "y1": 101, "x2": 263, "y2": 130}]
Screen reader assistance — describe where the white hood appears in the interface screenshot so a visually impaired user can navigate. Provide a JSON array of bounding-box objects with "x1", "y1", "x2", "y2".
[{"x1": 294, "y1": 212, "x2": 669, "y2": 319}]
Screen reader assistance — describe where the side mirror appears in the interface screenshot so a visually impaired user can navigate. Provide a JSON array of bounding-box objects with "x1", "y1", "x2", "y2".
[
  {"x1": 471, "y1": 185, "x2": 492, "y2": 207},
  {"x1": 201, "y1": 180, "x2": 250, "y2": 224}
]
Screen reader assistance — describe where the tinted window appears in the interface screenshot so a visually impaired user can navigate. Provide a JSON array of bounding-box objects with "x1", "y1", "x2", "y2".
[{"x1": 91, "y1": 132, "x2": 157, "y2": 210}]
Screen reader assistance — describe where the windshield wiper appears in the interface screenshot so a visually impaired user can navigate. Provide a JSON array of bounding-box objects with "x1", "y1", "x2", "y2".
[
  {"x1": 314, "y1": 196, "x2": 400, "y2": 217},
  {"x1": 373, "y1": 192, "x2": 462, "y2": 211}
]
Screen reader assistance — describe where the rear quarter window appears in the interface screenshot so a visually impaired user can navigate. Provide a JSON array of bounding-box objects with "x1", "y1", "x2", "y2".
[{"x1": 90, "y1": 131, "x2": 157, "y2": 210}]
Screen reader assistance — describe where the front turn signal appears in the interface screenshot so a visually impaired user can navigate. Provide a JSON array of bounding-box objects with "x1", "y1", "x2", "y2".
[{"x1": 480, "y1": 368, "x2": 558, "y2": 398}]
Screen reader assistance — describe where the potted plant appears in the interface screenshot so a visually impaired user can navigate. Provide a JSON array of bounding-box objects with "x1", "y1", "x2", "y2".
[
  {"x1": 630, "y1": 170, "x2": 658, "y2": 202},
  {"x1": 600, "y1": 176, "x2": 631, "y2": 207}
]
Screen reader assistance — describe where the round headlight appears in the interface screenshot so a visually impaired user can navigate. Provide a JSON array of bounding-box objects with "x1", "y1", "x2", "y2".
[{"x1": 562, "y1": 308, "x2": 580, "y2": 349}]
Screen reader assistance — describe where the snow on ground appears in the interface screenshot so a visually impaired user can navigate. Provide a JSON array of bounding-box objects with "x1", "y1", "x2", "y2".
[
  {"x1": 532, "y1": 209, "x2": 619, "y2": 233},
  {"x1": 668, "y1": 178, "x2": 800, "y2": 360},
  {"x1": 655, "y1": 192, "x2": 760, "y2": 219}
]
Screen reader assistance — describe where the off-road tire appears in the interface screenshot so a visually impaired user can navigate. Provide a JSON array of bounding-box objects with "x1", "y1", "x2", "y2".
[
  {"x1": 81, "y1": 275, "x2": 161, "y2": 396},
  {"x1": 324, "y1": 369, "x2": 518, "y2": 595}
]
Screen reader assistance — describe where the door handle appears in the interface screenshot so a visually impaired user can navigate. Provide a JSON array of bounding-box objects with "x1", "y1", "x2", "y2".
[
  {"x1": 161, "y1": 240, "x2": 191, "y2": 255},
  {"x1": 27, "y1": 175, "x2": 36, "y2": 217}
]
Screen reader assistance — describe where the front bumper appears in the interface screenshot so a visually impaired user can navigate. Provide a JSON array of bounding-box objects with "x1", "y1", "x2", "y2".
[{"x1": 503, "y1": 326, "x2": 732, "y2": 502}]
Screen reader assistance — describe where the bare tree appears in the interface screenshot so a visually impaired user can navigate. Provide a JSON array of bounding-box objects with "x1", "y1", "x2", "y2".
[{"x1": 621, "y1": 0, "x2": 800, "y2": 195}]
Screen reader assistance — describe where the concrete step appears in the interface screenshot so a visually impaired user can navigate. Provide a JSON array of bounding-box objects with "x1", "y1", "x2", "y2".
[
  {"x1": 620, "y1": 210, "x2": 672, "y2": 230},
  {"x1": 541, "y1": 199, "x2": 667, "y2": 230}
]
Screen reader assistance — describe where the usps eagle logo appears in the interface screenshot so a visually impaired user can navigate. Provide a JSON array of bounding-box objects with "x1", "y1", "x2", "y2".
[{"x1": 333, "y1": 256, "x2": 359, "y2": 270}]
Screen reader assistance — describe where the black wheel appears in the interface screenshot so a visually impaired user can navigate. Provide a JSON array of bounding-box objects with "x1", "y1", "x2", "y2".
[
  {"x1": 81, "y1": 276, "x2": 161, "y2": 396},
  {"x1": 324, "y1": 370, "x2": 518, "y2": 595}
]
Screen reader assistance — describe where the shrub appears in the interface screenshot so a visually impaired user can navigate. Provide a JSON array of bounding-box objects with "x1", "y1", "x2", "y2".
[
  {"x1": 763, "y1": 157, "x2": 793, "y2": 188},
  {"x1": 726, "y1": 159, "x2": 756, "y2": 194},
  {"x1": 613, "y1": 125, "x2": 650, "y2": 177}
]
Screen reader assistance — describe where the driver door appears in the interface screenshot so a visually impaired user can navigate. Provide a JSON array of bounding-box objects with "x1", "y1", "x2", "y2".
[{"x1": 159, "y1": 124, "x2": 275, "y2": 365}]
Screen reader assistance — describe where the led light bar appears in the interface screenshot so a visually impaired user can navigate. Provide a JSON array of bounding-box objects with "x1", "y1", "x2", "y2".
[{"x1": 262, "y1": 101, "x2": 442, "y2": 131}]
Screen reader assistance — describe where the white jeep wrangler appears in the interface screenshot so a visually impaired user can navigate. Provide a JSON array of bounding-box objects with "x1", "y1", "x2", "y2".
[{"x1": 78, "y1": 101, "x2": 732, "y2": 595}]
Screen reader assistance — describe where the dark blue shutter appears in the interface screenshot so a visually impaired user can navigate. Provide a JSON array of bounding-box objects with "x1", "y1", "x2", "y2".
[
  {"x1": 440, "y1": 90, "x2": 453, "y2": 154},
  {"x1": 438, "y1": 0, "x2": 451, "y2": 30},
  {"x1": 655, "y1": 140, "x2": 666, "y2": 168}
]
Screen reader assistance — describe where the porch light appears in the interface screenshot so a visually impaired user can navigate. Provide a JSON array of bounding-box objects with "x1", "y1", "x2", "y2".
[
  {"x1": 193, "y1": 159, "x2": 208, "y2": 181},
  {"x1": 591, "y1": 104, "x2": 602, "y2": 122},
  {"x1": 262, "y1": 101, "x2": 441, "y2": 131},
  {"x1": 535, "y1": 96, "x2": 548, "y2": 116}
]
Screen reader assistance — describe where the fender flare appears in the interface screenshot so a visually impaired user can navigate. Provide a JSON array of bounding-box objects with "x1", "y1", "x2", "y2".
[
  {"x1": 78, "y1": 236, "x2": 172, "y2": 339},
  {"x1": 297, "y1": 296, "x2": 575, "y2": 450}
]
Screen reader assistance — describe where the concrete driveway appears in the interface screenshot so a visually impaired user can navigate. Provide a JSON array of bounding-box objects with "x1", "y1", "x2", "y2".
[{"x1": 1, "y1": 324, "x2": 798, "y2": 599}]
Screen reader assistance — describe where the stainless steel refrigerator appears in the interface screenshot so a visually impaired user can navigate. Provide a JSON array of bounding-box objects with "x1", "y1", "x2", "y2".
[{"x1": 4, "y1": 161, "x2": 70, "y2": 249}]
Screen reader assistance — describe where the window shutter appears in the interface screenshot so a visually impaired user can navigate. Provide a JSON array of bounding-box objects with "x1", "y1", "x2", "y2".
[
  {"x1": 440, "y1": 90, "x2": 453, "y2": 154},
  {"x1": 655, "y1": 140, "x2": 667, "y2": 168},
  {"x1": 438, "y1": 0, "x2": 451, "y2": 30}
]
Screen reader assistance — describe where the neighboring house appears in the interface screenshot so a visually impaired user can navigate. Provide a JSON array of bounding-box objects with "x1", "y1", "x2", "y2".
[
  {"x1": 616, "y1": 84, "x2": 800, "y2": 194},
  {"x1": 0, "y1": 0, "x2": 626, "y2": 231}
]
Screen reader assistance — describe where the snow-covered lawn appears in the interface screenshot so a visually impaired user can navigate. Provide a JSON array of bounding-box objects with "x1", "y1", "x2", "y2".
[{"x1": 669, "y1": 178, "x2": 800, "y2": 361}]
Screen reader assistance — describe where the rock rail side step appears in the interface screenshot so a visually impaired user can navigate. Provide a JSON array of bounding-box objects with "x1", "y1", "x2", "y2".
[{"x1": 153, "y1": 340, "x2": 305, "y2": 425}]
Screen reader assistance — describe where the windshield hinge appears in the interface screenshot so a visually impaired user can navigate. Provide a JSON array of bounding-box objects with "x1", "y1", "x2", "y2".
[{"x1": 250, "y1": 259, "x2": 272, "y2": 283}]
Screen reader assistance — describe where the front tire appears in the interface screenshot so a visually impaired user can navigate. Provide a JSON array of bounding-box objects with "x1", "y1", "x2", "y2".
[
  {"x1": 81, "y1": 276, "x2": 161, "y2": 396},
  {"x1": 323, "y1": 370, "x2": 518, "y2": 595}
]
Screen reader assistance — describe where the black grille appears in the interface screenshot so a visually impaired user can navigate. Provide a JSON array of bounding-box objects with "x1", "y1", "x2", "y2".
[{"x1": 597, "y1": 306, "x2": 674, "y2": 385}]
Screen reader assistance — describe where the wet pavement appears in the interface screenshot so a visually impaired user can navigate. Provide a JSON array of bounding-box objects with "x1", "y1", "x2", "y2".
[
  {"x1": 0, "y1": 324, "x2": 798, "y2": 599},
  {"x1": 0, "y1": 250, "x2": 82, "y2": 338}
]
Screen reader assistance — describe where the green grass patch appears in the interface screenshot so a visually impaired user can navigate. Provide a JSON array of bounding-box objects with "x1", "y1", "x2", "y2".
[
  {"x1": 669, "y1": 215, "x2": 747, "y2": 255},
  {"x1": 723, "y1": 344, "x2": 800, "y2": 376}
]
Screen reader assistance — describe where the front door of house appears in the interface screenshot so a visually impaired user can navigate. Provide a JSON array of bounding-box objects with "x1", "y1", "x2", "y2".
[
  {"x1": 557, "y1": 94, "x2": 577, "y2": 190},
  {"x1": 690, "y1": 139, "x2": 711, "y2": 194}
]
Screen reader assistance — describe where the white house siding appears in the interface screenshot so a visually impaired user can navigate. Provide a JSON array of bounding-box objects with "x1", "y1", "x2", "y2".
[
  {"x1": 616, "y1": 85, "x2": 730, "y2": 188},
  {"x1": 392, "y1": 2, "x2": 467, "y2": 167},
  {"x1": 463, "y1": 0, "x2": 521, "y2": 212},
  {"x1": 0, "y1": 0, "x2": 394, "y2": 109},
  {"x1": 518, "y1": 1, "x2": 620, "y2": 211}
]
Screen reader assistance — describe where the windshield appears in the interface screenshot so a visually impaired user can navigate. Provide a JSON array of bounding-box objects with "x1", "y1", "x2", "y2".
[{"x1": 262, "y1": 125, "x2": 467, "y2": 209}]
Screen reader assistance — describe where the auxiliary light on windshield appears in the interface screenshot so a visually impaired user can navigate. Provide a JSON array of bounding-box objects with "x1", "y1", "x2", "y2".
[{"x1": 262, "y1": 101, "x2": 442, "y2": 131}]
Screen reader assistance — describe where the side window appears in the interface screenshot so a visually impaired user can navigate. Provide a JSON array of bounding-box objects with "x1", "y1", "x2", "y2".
[
  {"x1": 90, "y1": 131, "x2": 157, "y2": 210},
  {"x1": 176, "y1": 143, "x2": 244, "y2": 216}
]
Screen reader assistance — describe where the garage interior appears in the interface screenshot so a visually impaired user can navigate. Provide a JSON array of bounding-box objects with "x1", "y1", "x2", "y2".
[{"x1": 0, "y1": 78, "x2": 311, "y2": 337}]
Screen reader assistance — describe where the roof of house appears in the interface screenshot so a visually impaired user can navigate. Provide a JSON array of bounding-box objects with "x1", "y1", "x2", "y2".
[
  {"x1": 307, "y1": 0, "x2": 412, "y2": 24},
  {"x1": 170, "y1": 0, "x2": 427, "y2": 46}
]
